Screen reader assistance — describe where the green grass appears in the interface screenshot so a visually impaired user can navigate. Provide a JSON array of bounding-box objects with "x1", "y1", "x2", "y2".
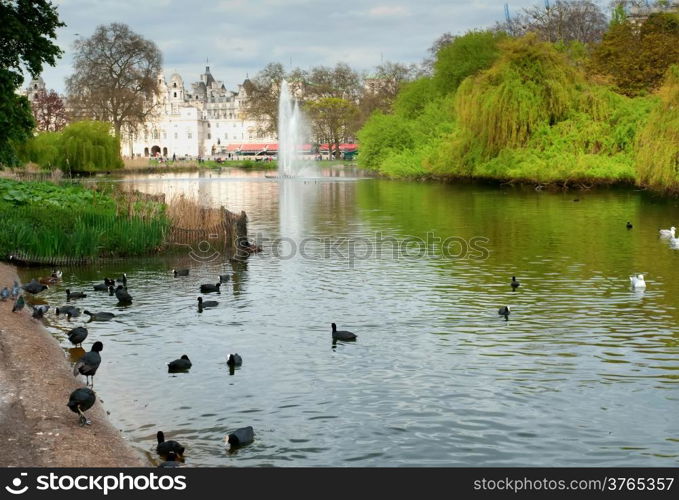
[{"x1": 0, "y1": 179, "x2": 169, "y2": 261}]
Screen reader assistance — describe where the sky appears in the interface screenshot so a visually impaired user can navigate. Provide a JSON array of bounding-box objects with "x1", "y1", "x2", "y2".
[{"x1": 36, "y1": 0, "x2": 548, "y2": 94}]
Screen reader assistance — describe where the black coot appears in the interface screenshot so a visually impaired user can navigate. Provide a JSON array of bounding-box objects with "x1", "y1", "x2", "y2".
[
  {"x1": 197, "y1": 297, "x2": 218, "y2": 312},
  {"x1": 200, "y1": 283, "x2": 221, "y2": 293},
  {"x1": 225, "y1": 426, "x2": 254, "y2": 448},
  {"x1": 67, "y1": 326, "x2": 88, "y2": 347},
  {"x1": 73, "y1": 341, "x2": 103, "y2": 386},
  {"x1": 156, "y1": 431, "x2": 185, "y2": 457},
  {"x1": 331, "y1": 323, "x2": 357, "y2": 341},
  {"x1": 168, "y1": 355, "x2": 191, "y2": 372},
  {"x1": 115, "y1": 285, "x2": 133, "y2": 304},
  {"x1": 67, "y1": 387, "x2": 96, "y2": 426}
]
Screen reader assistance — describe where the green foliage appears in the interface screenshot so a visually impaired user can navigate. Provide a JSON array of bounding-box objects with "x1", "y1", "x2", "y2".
[
  {"x1": 591, "y1": 13, "x2": 679, "y2": 96},
  {"x1": 357, "y1": 95, "x2": 455, "y2": 172},
  {"x1": 357, "y1": 31, "x2": 664, "y2": 187},
  {"x1": 0, "y1": 0, "x2": 64, "y2": 167},
  {"x1": 635, "y1": 65, "x2": 679, "y2": 189},
  {"x1": 455, "y1": 35, "x2": 583, "y2": 157},
  {"x1": 15, "y1": 121, "x2": 123, "y2": 172},
  {"x1": 59, "y1": 121, "x2": 123, "y2": 172},
  {"x1": 433, "y1": 30, "x2": 505, "y2": 95},
  {"x1": 392, "y1": 77, "x2": 437, "y2": 117},
  {"x1": 15, "y1": 130, "x2": 61, "y2": 168},
  {"x1": 0, "y1": 179, "x2": 168, "y2": 260}
]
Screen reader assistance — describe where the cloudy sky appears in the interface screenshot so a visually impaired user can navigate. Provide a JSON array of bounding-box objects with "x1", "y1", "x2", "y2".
[{"x1": 38, "y1": 0, "x2": 545, "y2": 94}]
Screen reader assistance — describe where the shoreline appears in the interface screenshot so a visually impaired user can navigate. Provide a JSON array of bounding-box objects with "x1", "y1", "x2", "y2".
[{"x1": 0, "y1": 262, "x2": 151, "y2": 467}]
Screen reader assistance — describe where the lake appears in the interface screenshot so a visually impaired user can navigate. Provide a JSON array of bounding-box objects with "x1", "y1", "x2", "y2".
[{"x1": 22, "y1": 165, "x2": 679, "y2": 466}]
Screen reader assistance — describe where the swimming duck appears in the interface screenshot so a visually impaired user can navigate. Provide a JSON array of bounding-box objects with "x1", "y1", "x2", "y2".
[
  {"x1": 498, "y1": 306, "x2": 511, "y2": 319},
  {"x1": 115, "y1": 285, "x2": 133, "y2": 304},
  {"x1": 197, "y1": 297, "x2": 218, "y2": 312},
  {"x1": 66, "y1": 289, "x2": 87, "y2": 300},
  {"x1": 224, "y1": 426, "x2": 254, "y2": 448},
  {"x1": 629, "y1": 274, "x2": 646, "y2": 288},
  {"x1": 156, "y1": 431, "x2": 185, "y2": 457},
  {"x1": 331, "y1": 323, "x2": 357, "y2": 341},
  {"x1": 23, "y1": 279, "x2": 48, "y2": 294},
  {"x1": 200, "y1": 283, "x2": 221, "y2": 293},
  {"x1": 626, "y1": 221, "x2": 633, "y2": 229},
  {"x1": 84, "y1": 310, "x2": 115, "y2": 321},
  {"x1": 173, "y1": 269, "x2": 189, "y2": 277},
  {"x1": 659, "y1": 226, "x2": 676, "y2": 238},
  {"x1": 510, "y1": 276, "x2": 520, "y2": 290},
  {"x1": 168, "y1": 355, "x2": 192, "y2": 372},
  {"x1": 226, "y1": 353, "x2": 243, "y2": 367}
]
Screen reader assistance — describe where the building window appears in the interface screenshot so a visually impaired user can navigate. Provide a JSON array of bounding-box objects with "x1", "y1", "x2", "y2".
[
  {"x1": 188, "y1": 132, "x2": 192, "y2": 139},
  {"x1": 173, "y1": 92, "x2": 177, "y2": 98},
  {"x1": 174, "y1": 132, "x2": 178, "y2": 139},
  {"x1": 216, "y1": 122, "x2": 219, "y2": 128},
  {"x1": 173, "y1": 82, "x2": 177, "y2": 88}
]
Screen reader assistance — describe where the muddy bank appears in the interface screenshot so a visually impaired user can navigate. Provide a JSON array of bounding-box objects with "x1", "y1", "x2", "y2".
[{"x1": 0, "y1": 263, "x2": 150, "y2": 467}]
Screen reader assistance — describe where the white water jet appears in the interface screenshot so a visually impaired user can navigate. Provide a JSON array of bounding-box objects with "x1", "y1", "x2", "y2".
[{"x1": 277, "y1": 80, "x2": 304, "y2": 177}]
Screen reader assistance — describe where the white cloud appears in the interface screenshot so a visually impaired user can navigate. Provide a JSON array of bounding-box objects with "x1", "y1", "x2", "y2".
[{"x1": 368, "y1": 5, "x2": 409, "y2": 17}]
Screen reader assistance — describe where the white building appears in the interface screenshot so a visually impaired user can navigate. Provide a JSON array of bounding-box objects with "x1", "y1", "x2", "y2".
[{"x1": 122, "y1": 66, "x2": 275, "y2": 159}]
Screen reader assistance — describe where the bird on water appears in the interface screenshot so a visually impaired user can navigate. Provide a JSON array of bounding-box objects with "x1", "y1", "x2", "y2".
[{"x1": 331, "y1": 323, "x2": 357, "y2": 341}]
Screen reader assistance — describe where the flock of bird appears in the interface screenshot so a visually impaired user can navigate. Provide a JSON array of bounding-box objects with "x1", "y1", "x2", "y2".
[
  {"x1": 2, "y1": 220, "x2": 674, "y2": 465},
  {"x1": 2, "y1": 268, "x2": 255, "y2": 467}
]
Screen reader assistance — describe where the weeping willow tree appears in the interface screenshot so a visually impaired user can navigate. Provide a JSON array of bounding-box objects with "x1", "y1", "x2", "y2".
[
  {"x1": 59, "y1": 121, "x2": 123, "y2": 173},
  {"x1": 454, "y1": 34, "x2": 587, "y2": 157},
  {"x1": 635, "y1": 66, "x2": 679, "y2": 190}
]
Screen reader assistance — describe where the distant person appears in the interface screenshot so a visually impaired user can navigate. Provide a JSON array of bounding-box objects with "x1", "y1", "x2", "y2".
[{"x1": 172, "y1": 153, "x2": 176, "y2": 162}]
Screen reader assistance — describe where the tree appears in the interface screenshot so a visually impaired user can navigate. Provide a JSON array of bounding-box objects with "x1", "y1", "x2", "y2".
[
  {"x1": 591, "y1": 12, "x2": 679, "y2": 95},
  {"x1": 497, "y1": 0, "x2": 608, "y2": 44},
  {"x1": 433, "y1": 30, "x2": 506, "y2": 95},
  {"x1": 359, "y1": 61, "x2": 418, "y2": 120},
  {"x1": 421, "y1": 32, "x2": 456, "y2": 75},
  {"x1": 243, "y1": 62, "x2": 286, "y2": 137},
  {"x1": 305, "y1": 97, "x2": 359, "y2": 159},
  {"x1": 306, "y1": 63, "x2": 362, "y2": 101},
  {"x1": 0, "y1": 0, "x2": 64, "y2": 166},
  {"x1": 66, "y1": 23, "x2": 162, "y2": 138},
  {"x1": 31, "y1": 89, "x2": 66, "y2": 131}
]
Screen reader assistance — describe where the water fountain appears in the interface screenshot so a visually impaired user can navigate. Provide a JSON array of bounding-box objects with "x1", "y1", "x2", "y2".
[{"x1": 277, "y1": 80, "x2": 304, "y2": 177}]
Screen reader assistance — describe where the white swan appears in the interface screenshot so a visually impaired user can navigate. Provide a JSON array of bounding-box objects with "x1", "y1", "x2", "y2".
[
  {"x1": 629, "y1": 274, "x2": 646, "y2": 288},
  {"x1": 659, "y1": 226, "x2": 676, "y2": 238},
  {"x1": 669, "y1": 236, "x2": 679, "y2": 249}
]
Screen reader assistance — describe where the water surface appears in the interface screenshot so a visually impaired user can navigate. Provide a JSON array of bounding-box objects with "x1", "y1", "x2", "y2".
[{"x1": 22, "y1": 166, "x2": 679, "y2": 466}]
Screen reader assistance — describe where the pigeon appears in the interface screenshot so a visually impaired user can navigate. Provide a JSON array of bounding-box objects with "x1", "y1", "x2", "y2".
[{"x1": 12, "y1": 295, "x2": 25, "y2": 312}]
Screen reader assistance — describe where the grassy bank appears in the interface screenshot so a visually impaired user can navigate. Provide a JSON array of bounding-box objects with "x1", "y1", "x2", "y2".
[{"x1": 0, "y1": 178, "x2": 169, "y2": 262}]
